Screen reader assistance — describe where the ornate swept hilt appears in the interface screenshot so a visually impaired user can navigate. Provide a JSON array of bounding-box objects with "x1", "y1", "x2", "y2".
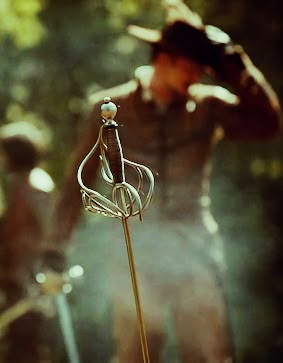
[
  {"x1": 0, "y1": 266, "x2": 83, "y2": 363},
  {"x1": 77, "y1": 97, "x2": 154, "y2": 363},
  {"x1": 77, "y1": 97, "x2": 154, "y2": 220}
]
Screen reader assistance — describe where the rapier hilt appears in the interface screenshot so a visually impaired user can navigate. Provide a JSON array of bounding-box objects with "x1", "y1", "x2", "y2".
[{"x1": 77, "y1": 97, "x2": 154, "y2": 220}]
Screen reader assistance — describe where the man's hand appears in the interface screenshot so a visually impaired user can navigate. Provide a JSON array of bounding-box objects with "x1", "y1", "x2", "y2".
[{"x1": 163, "y1": 0, "x2": 204, "y2": 29}]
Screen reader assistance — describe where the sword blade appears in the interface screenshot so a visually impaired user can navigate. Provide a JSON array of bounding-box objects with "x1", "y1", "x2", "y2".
[
  {"x1": 122, "y1": 217, "x2": 150, "y2": 363},
  {"x1": 54, "y1": 293, "x2": 80, "y2": 363}
]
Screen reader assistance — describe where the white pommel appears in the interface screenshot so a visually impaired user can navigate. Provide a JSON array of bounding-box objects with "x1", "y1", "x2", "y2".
[{"x1": 101, "y1": 97, "x2": 117, "y2": 121}]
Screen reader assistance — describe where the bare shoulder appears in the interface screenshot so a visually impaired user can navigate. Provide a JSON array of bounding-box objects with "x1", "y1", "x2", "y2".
[
  {"x1": 88, "y1": 80, "x2": 138, "y2": 106},
  {"x1": 188, "y1": 83, "x2": 238, "y2": 105}
]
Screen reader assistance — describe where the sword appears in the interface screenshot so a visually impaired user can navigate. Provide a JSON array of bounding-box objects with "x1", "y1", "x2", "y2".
[
  {"x1": 0, "y1": 267, "x2": 82, "y2": 363},
  {"x1": 36, "y1": 267, "x2": 82, "y2": 363},
  {"x1": 77, "y1": 97, "x2": 154, "y2": 363}
]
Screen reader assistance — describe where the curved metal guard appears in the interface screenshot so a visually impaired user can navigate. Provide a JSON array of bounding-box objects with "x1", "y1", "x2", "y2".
[{"x1": 77, "y1": 98, "x2": 154, "y2": 220}]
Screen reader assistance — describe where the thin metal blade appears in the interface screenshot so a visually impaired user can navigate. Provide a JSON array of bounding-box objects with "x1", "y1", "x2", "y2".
[{"x1": 54, "y1": 293, "x2": 80, "y2": 363}]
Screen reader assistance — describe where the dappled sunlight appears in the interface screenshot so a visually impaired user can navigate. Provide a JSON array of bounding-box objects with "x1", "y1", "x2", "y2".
[
  {"x1": 250, "y1": 157, "x2": 283, "y2": 179},
  {"x1": 29, "y1": 167, "x2": 55, "y2": 192},
  {"x1": 0, "y1": 0, "x2": 46, "y2": 48}
]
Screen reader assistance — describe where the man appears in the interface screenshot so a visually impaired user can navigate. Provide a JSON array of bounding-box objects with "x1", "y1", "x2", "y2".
[
  {"x1": 0, "y1": 122, "x2": 64, "y2": 363},
  {"x1": 51, "y1": 1, "x2": 281, "y2": 362}
]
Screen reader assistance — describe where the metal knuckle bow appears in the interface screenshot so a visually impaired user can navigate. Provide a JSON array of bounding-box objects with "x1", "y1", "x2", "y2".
[{"x1": 77, "y1": 97, "x2": 154, "y2": 220}]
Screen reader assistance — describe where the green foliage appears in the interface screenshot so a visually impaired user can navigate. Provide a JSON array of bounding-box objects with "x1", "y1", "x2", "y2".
[
  {"x1": 0, "y1": 0, "x2": 281, "y2": 178},
  {"x1": 0, "y1": 0, "x2": 281, "y2": 190},
  {"x1": 0, "y1": 0, "x2": 46, "y2": 48}
]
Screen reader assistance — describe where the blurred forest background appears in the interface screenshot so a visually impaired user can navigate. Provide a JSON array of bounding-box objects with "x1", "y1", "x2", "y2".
[{"x1": 0, "y1": 0, "x2": 283, "y2": 362}]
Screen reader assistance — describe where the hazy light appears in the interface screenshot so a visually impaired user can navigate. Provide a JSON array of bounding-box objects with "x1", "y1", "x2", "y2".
[
  {"x1": 269, "y1": 158, "x2": 283, "y2": 179},
  {"x1": 115, "y1": 35, "x2": 137, "y2": 55},
  {"x1": 69, "y1": 265, "x2": 84, "y2": 279},
  {"x1": 29, "y1": 167, "x2": 55, "y2": 192},
  {"x1": 62, "y1": 283, "x2": 73, "y2": 294},
  {"x1": 250, "y1": 158, "x2": 266, "y2": 176},
  {"x1": 36, "y1": 272, "x2": 46, "y2": 284}
]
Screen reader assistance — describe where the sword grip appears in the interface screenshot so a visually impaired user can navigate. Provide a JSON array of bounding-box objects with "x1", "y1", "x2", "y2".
[{"x1": 104, "y1": 125, "x2": 125, "y2": 183}]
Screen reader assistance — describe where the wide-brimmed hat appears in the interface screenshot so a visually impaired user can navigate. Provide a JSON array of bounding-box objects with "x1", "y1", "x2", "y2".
[{"x1": 127, "y1": 0, "x2": 232, "y2": 70}]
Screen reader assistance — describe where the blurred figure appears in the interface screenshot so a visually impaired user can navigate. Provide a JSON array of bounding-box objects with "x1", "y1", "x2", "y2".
[
  {"x1": 0, "y1": 122, "x2": 63, "y2": 363},
  {"x1": 51, "y1": 1, "x2": 281, "y2": 362}
]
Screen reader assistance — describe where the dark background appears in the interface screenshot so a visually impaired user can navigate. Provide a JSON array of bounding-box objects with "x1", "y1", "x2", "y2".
[{"x1": 0, "y1": 1, "x2": 283, "y2": 362}]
